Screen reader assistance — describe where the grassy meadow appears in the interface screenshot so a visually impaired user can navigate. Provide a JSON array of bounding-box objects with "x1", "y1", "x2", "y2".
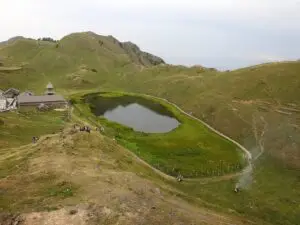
[
  {"x1": 71, "y1": 91, "x2": 300, "y2": 225},
  {"x1": 0, "y1": 32, "x2": 299, "y2": 224},
  {"x1": 1, "y1": 113, "x2": 240, "y2": 225},
  {"x1": 0, "y1": 110, "x2": 65, "y2": 149},
  {"x1": 171, "y1": 155, "x2": 300, "y2": 225},
  {"x1": 72, "y1": 92, "x2": 247, "y2": 178}
]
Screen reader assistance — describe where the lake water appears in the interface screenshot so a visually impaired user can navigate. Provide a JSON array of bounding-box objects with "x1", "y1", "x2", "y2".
[{"x1": 86, "y1": 94, "x2": 180, "y2": 133}]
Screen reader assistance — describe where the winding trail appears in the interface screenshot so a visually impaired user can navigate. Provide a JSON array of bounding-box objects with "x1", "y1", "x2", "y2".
[
  {"x1": 143, "y1": 94, "x2": 252, "y2": 160},
  {"x1": 2, "y1": 96, "x2": 252, "y2": 184},
  {"x1": 73, "y1": 93, "x2": 253, "y2": 183},
  {"x1": 141, "y1": 94, "x2": 253, "y2": 182}
]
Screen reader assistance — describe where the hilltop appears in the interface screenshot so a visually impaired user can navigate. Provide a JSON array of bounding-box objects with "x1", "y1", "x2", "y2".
[
  {"x1": 0, "y1": 32, "x2": 164, "y2": 91},
  {"x1": 0, "y1": 32, "x2": 300, "y2": 225}
]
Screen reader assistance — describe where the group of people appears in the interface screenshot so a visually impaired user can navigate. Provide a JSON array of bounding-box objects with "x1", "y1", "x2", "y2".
[
  {"x1": 79, "y1": 125, "x2": 91, "y2": 133},
  {"x1": 73, "y1": 124, "x2": 91, "y2": 133},
  {"x1": 73, "y1": 123, "x2": 105, "y2": 134}
]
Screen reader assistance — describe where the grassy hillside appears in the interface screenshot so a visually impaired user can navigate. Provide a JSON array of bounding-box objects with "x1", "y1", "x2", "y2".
[
  {"x1": 0, "y1": 31, "x2": 299, "y2": 224},
  {"x1": 111, "y1": 61, "x2": 300, "y2": 225},
  {"x1": 74, "y1": 92, "x2": 246, "y2": 178},
  {"x1": 0, "y1": 114, "x2": 254, "y2": 225},
  {"x1": 115, "y1": 61, "x2": 300, "y2": 168},
  {"x1": 0, "y1": 32, "x2": 163, "y2": 93},
  {"x1": 0, "y1": 110, "x2": 65, "y2": 149}
]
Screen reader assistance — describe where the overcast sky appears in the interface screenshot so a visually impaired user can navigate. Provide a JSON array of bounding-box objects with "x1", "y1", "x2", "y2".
[{"x1": 0, "y1": 0, "x2": 299, "y2": 69}]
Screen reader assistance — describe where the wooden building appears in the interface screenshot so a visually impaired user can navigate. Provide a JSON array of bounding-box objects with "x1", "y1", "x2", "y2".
[{"x1": 17, "y1": 82, "x2": 67, "y2": 108}]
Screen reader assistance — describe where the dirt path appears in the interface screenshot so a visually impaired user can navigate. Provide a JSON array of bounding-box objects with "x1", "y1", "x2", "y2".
[
  {"x1": 142, "y1": 94, "x2": 253, "y2": 182},
  {"x1": 1, "y1": 94, "x2": 253, "y2": 185},
  {"x1": 71, "y1": 107, "x2": 176, "y2": 182},
  {"x1": 143, "y1": 94, "x2": 252, "y2": 161},
  {"x1": 71, "y1": 93, "x2": 253, "y2": 184}
]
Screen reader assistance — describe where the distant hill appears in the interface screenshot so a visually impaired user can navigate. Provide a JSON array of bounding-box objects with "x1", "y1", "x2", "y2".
[
  {"x1": 0, "y1": 32, "x2": 299, "y2": 168},
  {"x1": 0, "y1": 31, "x2": 165, "y2": 91},
  {"x1": 119, "y1": 61, "x2": 300, "y2": 166},
  {"x1": 0, "y1": 31, "x2": 300, "y2": 225},
  {"x1": 0, "y1": 36, "x2": 26, "y2": 46},
  {"x1": 120, "y1": 41, "x2": 164, "y2": 66},
  {"x1": 107, "y1": 35, "x2": 165, "y2": 66}
]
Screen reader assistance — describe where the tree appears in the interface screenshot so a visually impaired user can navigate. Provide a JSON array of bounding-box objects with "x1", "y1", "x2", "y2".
[{"x1": 40, "y1": 37, "x2": 57, "y2": 43}]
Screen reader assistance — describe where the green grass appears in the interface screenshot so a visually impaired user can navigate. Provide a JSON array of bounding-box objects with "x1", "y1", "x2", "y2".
[
  {"x1": 0, "y1": 110, "x2": 68, "y2": 211},
  {"x1": 0, "y1": 170, "x2": 79, "y2": 212},
  {"x1": 171, "y1": 155, "x2": 300, "y2": 225},
  {"x1": 73, "y1": 91, "x2": 246, "y2": 178},
  {"x1": 45, "y1": 181, "x2": 77, "y2": 198},
  {"x1": 0, "y1": 31, "x2": 300, "y2": 224},
  {"x1": 0, "y1": 32, "x2": 159, "y2": 92},
  {"x1": 72, "y1": 90, "x2": 300, "y2": 225},
  {"x1": 0, "y1": 110, "x2": 75, "y2": 213},
  {"x1": 0, "y1": 110, "x2": 65, "y2": 149}
]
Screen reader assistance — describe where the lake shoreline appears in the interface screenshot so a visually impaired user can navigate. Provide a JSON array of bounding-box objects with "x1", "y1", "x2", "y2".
[{"x1": 71, "y1": 91, "x2": 247, "y2": 178}]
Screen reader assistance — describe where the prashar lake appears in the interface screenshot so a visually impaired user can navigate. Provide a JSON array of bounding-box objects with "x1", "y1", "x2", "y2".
[{"x1": 85, "y1": 94, "x2": 180, "y2": 133}]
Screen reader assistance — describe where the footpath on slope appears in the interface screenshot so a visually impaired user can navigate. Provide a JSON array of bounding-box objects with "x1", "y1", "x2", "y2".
[
  {"x1": 141, "y1": 94, "x2": 253, "y2": 182},
  {"x1": 0, "y1": 133, "x2": 59, "y2": 162},
  {"x1": 143, "y1": 94, "x2": 252, "y2": 161},
  {"x1": 71, "y1": 107, "x2": 175, "y2": 181},
  {"x1": 72, "y1": 93, "x2": 253, "y2": 183}
]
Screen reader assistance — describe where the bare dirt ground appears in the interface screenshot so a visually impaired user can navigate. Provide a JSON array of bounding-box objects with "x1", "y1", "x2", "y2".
[
  {"x1": 0, "y1": 125, "x2": 255, "y2": 225},
  {"x1": 1, "y1": 202, "x2": 251, "y2": 225}
]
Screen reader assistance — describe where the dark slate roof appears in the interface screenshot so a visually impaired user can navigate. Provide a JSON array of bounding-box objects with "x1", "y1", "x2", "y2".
[
  {"x1": 4, "y1": 88, "x2": 20, "y2": 94},
  {"x1": 17, "y1": 95, "x2": 66, "y2": 103}
]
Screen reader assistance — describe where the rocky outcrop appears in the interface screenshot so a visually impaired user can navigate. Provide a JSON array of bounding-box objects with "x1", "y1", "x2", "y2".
[
  {"x1": 120, "y1": 41, "x2": 165, "y2": 66},
  {"x1": 60, "y1": 32, "x2": 165, "y2": 67},
  {"x1": 107, "y1": 35, "x2": 165, "y2": 66}
]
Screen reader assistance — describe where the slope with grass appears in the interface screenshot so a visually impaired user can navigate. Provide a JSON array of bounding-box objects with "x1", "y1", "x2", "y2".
[
  {"x1": 0, "y1": 32, "x2": 163, "y2": 92},
  {"x1": 73, "y1": 92, "x2": 247, "y2": 178},
  {"x1": 112, "y1": 61, "x2": 300, "y2": 224},
  {"x1": 0, "y1": 110, "x2": 65, "y2": 149},
  {"x1": 0, "y1": 32, "x2": 299, "y2": 224},
  {"x1": 0, "y1": 114, "x2": 256, "y2": 225},
  {"x1": 116, "y1": 61, "x2": 300, "y2": 167},
  {"x1": 115, "y1": 61, "x2": 300, "y2": 225}
]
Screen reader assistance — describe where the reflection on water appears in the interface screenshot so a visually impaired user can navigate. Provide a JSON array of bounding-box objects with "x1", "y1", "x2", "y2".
[{"x1": 86, "y1": 94, "x2": 180, "y2": 133}]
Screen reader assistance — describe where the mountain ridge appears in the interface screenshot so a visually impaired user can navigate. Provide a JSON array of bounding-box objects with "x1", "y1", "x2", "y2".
[
  {"x1": 0, "y1": 31, "x2": 300, "y2": 225},
  {"x1": 0, "y1": 32, "x2": 165, "y2": 67}
]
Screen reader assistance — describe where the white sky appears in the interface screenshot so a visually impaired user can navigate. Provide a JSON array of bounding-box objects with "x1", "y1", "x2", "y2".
[{"x1": 0, "y1": 0, "x2": 299, "y2": 69}]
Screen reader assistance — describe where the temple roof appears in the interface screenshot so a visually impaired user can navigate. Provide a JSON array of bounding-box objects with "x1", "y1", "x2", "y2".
[{"x1": 46, "y1": 82, "x2": 53, "y2": 89}]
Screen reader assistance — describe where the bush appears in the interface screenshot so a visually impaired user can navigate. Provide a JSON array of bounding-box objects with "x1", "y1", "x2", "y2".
[
  {"x1": 69, "y1": 98, "x2": 77, "y2": 105},
  {"x1": 91, "y1": 68, "x2": 97, "y2": 73}
]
